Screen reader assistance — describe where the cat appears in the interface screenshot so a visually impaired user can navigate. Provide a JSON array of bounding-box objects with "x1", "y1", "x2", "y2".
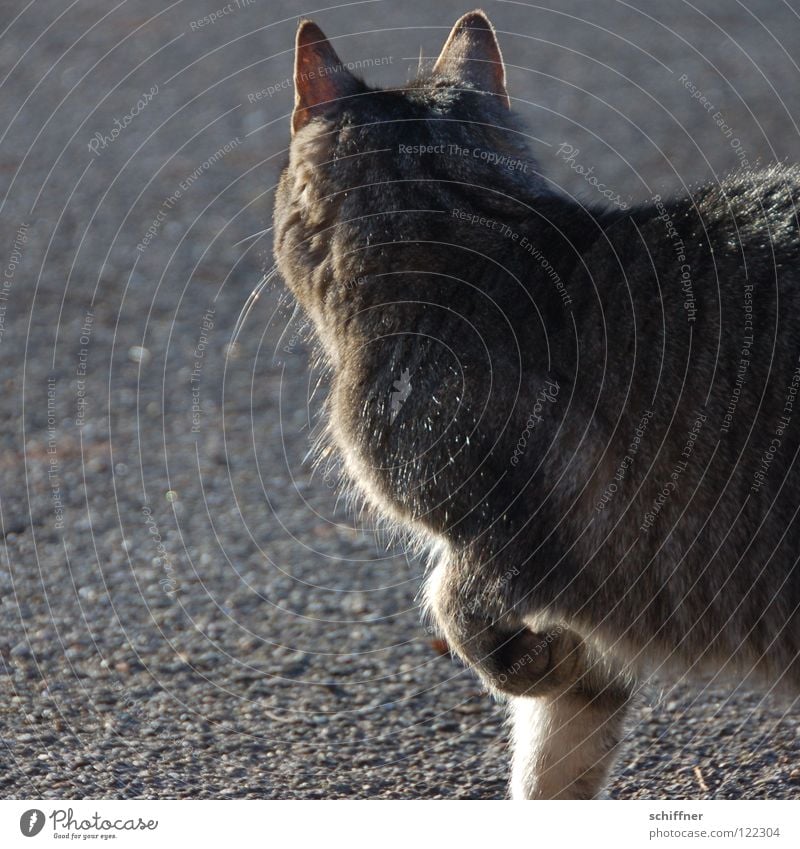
[{"x1": 273, "y1": 9, "x2": 800, "y2": 799}]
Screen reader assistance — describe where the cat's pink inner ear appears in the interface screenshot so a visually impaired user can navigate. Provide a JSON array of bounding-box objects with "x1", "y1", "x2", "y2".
[
  {"x1": 433, "y1": 10, "x2": 510, "y2": 109},
  {"x1": 292, "y1": 21, "x2": 356, "y2": 134}
]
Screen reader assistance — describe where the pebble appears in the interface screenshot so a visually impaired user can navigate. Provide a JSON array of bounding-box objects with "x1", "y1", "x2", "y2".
[{"x1": 10, "y1": 642, "x2": 32, "y2": 657}]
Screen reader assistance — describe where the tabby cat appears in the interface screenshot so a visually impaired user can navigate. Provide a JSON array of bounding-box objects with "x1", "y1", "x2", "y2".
[{"x1": 273, "y1": 10, "x2": 800, "y2": 798}]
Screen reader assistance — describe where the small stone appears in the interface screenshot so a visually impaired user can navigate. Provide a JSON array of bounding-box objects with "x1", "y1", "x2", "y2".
[{"x1": 128, "y1": 346, "x2": 151, "y2": 364}]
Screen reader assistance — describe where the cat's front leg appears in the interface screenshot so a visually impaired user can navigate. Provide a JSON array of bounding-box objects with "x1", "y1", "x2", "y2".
[{"x1": 509, "y1": 671, "x2": 633, "y2": 799}]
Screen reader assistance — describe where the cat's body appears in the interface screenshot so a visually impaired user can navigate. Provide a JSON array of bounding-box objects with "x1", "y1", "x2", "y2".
[{"x1": 274, "y1": 11, "x2": 800, "y2": 798}]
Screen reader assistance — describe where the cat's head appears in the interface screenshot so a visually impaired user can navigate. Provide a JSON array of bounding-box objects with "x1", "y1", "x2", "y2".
[{"x1": 274, "y1": 10, "x2": 543, "y2": 358}]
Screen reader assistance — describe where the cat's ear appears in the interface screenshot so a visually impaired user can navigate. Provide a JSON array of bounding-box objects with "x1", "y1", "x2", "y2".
[
  {"x1": 433, "y1": 10, "x2": 510, "y2": 109},
  {"x1": 292, "y1": 21, "x2": 359, "y2": 135}
]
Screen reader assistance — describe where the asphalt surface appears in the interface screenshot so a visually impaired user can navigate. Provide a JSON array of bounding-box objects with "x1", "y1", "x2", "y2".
[{"x1": 1, "y1": 0, "x2": 799, "y2": 800}]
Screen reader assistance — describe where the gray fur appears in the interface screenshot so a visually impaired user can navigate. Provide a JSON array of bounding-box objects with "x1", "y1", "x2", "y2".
[{"x1": 273, "y1": 10, "x2": 800, "y2": 798}]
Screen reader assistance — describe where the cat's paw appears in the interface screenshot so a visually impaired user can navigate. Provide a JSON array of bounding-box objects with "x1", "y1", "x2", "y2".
[{"x1": 484, "y1": 626, "x2": 582, "y2": 697}]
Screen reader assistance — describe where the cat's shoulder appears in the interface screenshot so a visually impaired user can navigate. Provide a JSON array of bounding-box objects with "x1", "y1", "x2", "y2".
[{"x1": 695, "y1": 163, "x2": 800, "y2": 224}]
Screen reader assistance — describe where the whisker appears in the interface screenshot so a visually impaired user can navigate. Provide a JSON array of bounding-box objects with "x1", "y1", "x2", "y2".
[
  {"x1": 233, "y1": 226, "x2": 273, "y2": 248},
  {"x1": 230, "y1": 264, "x2": 279, "y2": 348},
  {"x1": 273, "y1": 300, "x2": 303, "y2": 363}
]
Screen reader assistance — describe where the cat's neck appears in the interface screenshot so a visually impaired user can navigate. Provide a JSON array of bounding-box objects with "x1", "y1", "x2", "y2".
[{"x1": 323, "y1": 191, "x2": 626, "y2": 383}]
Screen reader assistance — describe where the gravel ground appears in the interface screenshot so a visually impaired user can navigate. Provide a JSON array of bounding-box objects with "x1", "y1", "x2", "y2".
[{"x1": 1, "y1": 0, "x2": 799, "y2": 800}]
